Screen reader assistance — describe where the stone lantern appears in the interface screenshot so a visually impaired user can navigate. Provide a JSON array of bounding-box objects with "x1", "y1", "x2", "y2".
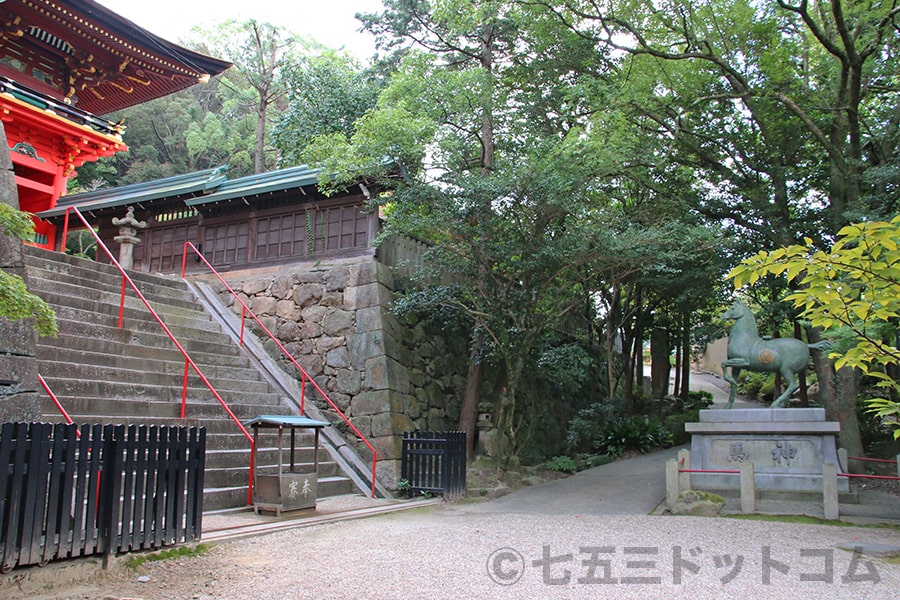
[{"x1": 112, "y1": 206, "x2": 147, "y2": 269}]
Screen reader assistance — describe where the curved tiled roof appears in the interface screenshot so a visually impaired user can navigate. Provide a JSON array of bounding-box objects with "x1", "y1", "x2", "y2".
[{"x1": 0, "y1": 0, "x2": 231, "y2": 115}]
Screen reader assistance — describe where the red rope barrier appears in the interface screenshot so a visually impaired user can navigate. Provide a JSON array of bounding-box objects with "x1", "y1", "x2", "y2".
[
  {"x1": 838, "y1": 472, "x2": 900, "y2": 480},
  {"x1": 846, "y1": 455, "x2": 898, "y2": 464},
  {"x1": 678, "y1": 469, "x2": 740, "y2": 474}
]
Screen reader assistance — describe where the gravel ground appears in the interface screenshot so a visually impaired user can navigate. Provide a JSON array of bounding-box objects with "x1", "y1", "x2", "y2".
[{"x1": 5, "y1": 503, "x2": 900, "y2": 600}]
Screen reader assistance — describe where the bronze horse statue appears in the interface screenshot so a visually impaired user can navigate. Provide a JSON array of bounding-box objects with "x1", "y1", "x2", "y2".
[{"x1": 721, "y1": 301, "x2": 829, "y2": 409}]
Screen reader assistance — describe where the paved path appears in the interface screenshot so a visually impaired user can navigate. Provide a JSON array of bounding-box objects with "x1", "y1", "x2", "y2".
[
  {"x1": 465, "y1": 370, "x2": 900, "y2": 521},
  {"x1": 466, "y1": 370, "x2": 736, "y2": 516},
  {"x1": 465, "y1": 447, "x2": 677, "y2": 515}
]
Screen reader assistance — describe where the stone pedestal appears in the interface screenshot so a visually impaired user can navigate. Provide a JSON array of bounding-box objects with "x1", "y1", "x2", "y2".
[{"x1": 685, "y1": 408, "x2": 848, "y2": 494}]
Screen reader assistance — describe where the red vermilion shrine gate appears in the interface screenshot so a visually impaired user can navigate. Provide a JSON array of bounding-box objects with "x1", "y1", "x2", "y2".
[{"x1": 0, "y1": 0, "x2": 230, "y2": 249}]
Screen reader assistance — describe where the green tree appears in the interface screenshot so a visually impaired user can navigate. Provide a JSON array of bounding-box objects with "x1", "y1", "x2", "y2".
[
  {"x1": 532, "y1": 0, "x2": 899, "y2": 455},
  {"x1": 191, "y1": 19, "x2": 311, "y2": 174},
  {"x1": 273, "y1": 51, "x2": 383, "y2": 167},
  {"x1": 0, "y1": 204, "x2": 56, "y2": 337},
  {"x1": 308, "y1": 1, "x2": 614, "y2": 462},
  {"x1": 731, "y1": 216, "x2": 900, "y2": 435}
]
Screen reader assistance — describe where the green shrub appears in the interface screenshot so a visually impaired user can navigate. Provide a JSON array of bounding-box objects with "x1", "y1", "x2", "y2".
[
  {"x1": 738, "y1": 371, "x2": 775, "y2": 401},
  {"x1": 545, "y1": 455, "x2": 578, "y2": 473},
  {"x1": 565, "y1": 401, "x2": 625, "y2": 453},
  {"x1": 858, "y1": 397, "x2": 897, "y2": 457},
  {"x1": 665, "y1": 408, "x2": 701, "y2": 445},
  {"x1": 592, "y1": 416, "x2": 674, "y2": 457},
  {"x1": 685, "y1": 390, "x2": 714, "y2": 410}
]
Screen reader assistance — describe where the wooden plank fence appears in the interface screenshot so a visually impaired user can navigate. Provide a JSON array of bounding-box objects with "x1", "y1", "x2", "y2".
[
  {"x1": 0, "y1": 422, "x2": 205, "y2": 572},
  {"x1": 400, "y1": 431, "x2": 466, "y2": 499}
]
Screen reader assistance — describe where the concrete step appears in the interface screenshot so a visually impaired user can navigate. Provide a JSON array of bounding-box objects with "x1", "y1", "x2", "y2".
[
  {"x1": 38, "y1": 360, "x2": 271, "y2": 393},
  {"x1": 39, "y1": 404, "x2": 296, "y2": 433},
  {"x1": 38, "y1": 351, "x2": 265, "y2": 385},
  {"x1": 204, "y1": 462, "x2": 345, "y2": 489},
  {"x1": 44, "y1": 300, "x2": 221, "y2": 337},
  {"x1": 37, "y1": 331, "x2": 254, "y2": 371},
  {"x1": 37, "y1": 376, "x2": 285, "y2": 407},
  {"x1": 26, "y1": 246, "x2": 366, "y2": 508},
  {"x1": 205, "y1": 446, "x2": 324, "y2": 469},
  {"x1": 35, "y1": 293, "x2": 228, "y2": 341},
  {"x1": 25, "y1": 247, "x2": 197, "y2": 302},
  {"x1": 26, "y1": 264, "x2": 201, "y2": 313}
]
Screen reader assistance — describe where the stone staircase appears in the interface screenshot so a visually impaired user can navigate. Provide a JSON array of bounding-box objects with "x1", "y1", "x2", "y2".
[{"x1": 23, "y1": 245, "x2": 364, "y2": 510}]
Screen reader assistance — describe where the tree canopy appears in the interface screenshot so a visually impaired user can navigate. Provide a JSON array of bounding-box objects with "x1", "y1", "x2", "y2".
[
  {"x1": 731, "y1": 216, "x2": 900, "y2": 435},
  {"x1": 62, "y1": 1, "x2": 900, "y2": 463}
]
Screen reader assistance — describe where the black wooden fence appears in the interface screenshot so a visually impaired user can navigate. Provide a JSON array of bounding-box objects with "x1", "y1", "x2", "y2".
[
  {"x1": 0, "y1": 422, "x2": 205, "y2": 572},
  {"x1": 400, "y1": 431, "x2": 466, "y2": 499}
]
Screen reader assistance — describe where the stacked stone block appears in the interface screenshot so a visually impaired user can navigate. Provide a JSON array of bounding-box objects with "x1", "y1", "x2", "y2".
[{"x1": 215, "y1": 256, "x2": 465, "y2": 484}]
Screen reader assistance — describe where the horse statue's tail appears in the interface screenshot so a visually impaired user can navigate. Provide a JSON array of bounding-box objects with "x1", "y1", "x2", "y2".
[{"x1": 808, "y1": 340, "x2": 832, "y2": 351}]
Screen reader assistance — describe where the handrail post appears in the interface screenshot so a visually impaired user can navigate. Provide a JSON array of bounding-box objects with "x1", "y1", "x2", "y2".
[
  {"x1": 247, "y1": 444, "x2": 255, "y2": 506},
  {"x1": 181, "y1": 359, "x2": 189, "y2": 419},
  {"x1": 180, "y1": 246, "x2": 188, "y2": 278},
  {"x1": 118, "y1": 277, "x2": 126, "y2": 328},
  {"x1": 61, "y1": 210, "x2": 70, "y2": 253},
  {"x1": 371, "y1": 450, "x2": 377, "y2": 498},
  {"x1": 300, "y1": 376, "x2": 306, "y2": 414},
  {"x1": 240, "y1": 306, "x2": 246, "y2": 346},
  {"x1": 39, "y1": 374, "x2": 81, "y2": 438}
]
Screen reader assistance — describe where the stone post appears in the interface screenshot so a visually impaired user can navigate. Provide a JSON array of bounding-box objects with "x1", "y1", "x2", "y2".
[
  {"x1": 677, "y1": 448, "x2": 691, "y2": 492},
  {"x1": 822, "y1": 462, "x2": 839, "y2": 520},
  {"x1": 0, "y1": 122, "x2": 42, "y2": 421},
  {"x1": 112, "y1": 206, "x2": 147, "y2": 270},
  {"x1": 666, "y1": 458, "x2": 679, "y2": 509},
  {"x1": 739, "y1": 461, "x2": 755, "y2": 514}
]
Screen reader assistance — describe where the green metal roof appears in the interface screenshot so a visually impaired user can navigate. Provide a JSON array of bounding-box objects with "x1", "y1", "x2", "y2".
[
  {"x1": 184, "y1": 165, "x2": 322, "y2": 207},
  {"x1": 37, "y1": 163, "x2": 327, "y2": 221},
  {"x1": 38, "y1": 166, "x2": 228, "y2": 219}
]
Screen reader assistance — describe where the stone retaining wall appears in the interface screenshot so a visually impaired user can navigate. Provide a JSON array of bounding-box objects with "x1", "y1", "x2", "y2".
[{"x1": 212, "y1": 256, "x2": 465, "y2": 485}]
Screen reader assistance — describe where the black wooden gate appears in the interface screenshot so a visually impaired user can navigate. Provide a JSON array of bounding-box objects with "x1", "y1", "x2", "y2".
[
  {"x1": 400, "y1": 431, "x2": 466, "y2": 499},
  {"x1": 0, "y1": 422, "x2": 206, "y2": 572}
]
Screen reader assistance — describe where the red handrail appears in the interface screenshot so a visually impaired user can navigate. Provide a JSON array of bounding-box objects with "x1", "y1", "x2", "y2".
[
  {"x1": 38, "y1": 374, "x2": 80, "y2": 438},
  {"x1": 181, "y1": 241, "x2": 378, "y2": 498},
  {"x1": 61, "y1": 207, "x2": 256, "y2": 505}
]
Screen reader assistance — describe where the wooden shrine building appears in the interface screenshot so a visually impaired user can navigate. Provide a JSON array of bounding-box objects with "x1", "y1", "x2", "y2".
[
  {"x1": 37, "y1": 165, "x2": 381, "y2": 274},
  {"x1": 0, "y1": 0, "x2": 230, "y2": 248}
]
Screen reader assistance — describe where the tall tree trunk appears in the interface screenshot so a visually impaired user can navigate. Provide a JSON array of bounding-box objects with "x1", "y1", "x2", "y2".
[
  {"x1": 255, "y1": 100, "x2": 267, "y2": 174},
  {"x1": 673, "y1": 336, "x2": 682, "y2": 400},
  {"x1": 495, "y1": 353, "x2": 525, "y2": 469},
  {"x1": 650, "y1": 327, "x2": 670, "y2": 400},
  {"x1": 461, "y1": 22, "x2": 494, "y2": 460},
  {"x1": 479, "y1": 23, "x2": 495, "y2": 174},
  {"x1": 679, "y1": 308, "x2": 690, "y2": 403},
  {"x1": 605, "y1": 286, "x2": 620, "y2": 402},
  {"x1": 622, "y1": 324, "x2": 637, "y2": 414},
  {"x1": 834, "y1": 366, "x2": 864, "y2": 467},
  {"x1": 459, "y1": 338, "x2": 483, "y2": 460},
  {"x1": 807, "y1": 327, "x2": 864, "y2": 472}
]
